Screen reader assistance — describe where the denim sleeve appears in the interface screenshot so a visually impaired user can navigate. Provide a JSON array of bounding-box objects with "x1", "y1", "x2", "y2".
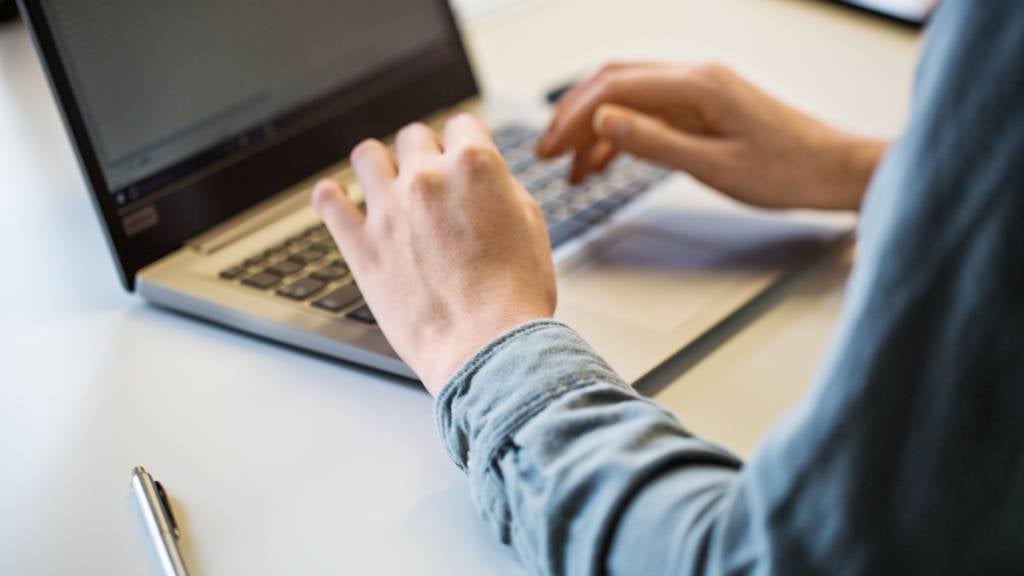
[
  {"x1": 435, "y1": 1, "x2": 1024, "y2": 574},
  {"x1": 435, "y1": 320, "x2": 743, "y2": 575}
]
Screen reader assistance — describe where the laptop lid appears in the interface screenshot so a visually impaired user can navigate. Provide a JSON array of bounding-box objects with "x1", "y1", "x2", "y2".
[
  {"x1": 18, "y1": 0, "x2": 478, "y2": 289},
  {"x1": 831, "y1": 0, "x2": 937, "y2": 25}
]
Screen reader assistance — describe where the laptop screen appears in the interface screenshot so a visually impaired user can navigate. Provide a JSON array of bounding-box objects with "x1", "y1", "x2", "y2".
[
  {"x1": 24, "y1": 0, "x2": 476, "y2": 288},
  {"x1": 39, "y1": 0, "x2": 452, "y2": 206}
]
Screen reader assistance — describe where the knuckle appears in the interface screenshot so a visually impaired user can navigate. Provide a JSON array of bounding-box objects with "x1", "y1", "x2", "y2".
[
  {"x1": 351, "y1": 139, "x2": 379, "y2": 160},
  {"x1": 456, "y1": 144, "x2": 502, "y2": 174},
  {"x1": 451, "y1": 112, "x2": 476, "y2": 125},
  {"x1": 595, "y1": 71, "x2": 623, "y2": 97},
  {"x1": 398, "y1": 122, "x2": 430, "y2": 140},
  {"x1": 445, "y1": 112, "x2": 479, "y2": 135},
  {"x1": 408, "y1": 167, "x2": 446, "y2": 194},
  {"x1": 367, "y1": 211, "x2": 395, "y2": 239},
  {"x1": 596, "y1": 61, "x2": 628, "y2": 79},
  {"x1": 697, "y1": 62, "x2": 732, "y2": 83}
]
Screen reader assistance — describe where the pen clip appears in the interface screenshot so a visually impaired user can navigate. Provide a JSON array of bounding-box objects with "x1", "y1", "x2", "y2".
[{"x1": 154, "y1": 480, "x2": 181, "y2": 539}]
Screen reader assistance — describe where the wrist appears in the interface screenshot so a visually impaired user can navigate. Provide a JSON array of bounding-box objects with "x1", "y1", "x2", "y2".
[
  {"x1": 822, "y1": 132, "x2": 887, "y2": 210},
  {"x1": 417, "y1": 308, "x2": 553, "y2": 396}
]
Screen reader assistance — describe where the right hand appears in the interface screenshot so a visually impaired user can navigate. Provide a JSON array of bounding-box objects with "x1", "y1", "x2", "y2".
[
  {"x1": 313, "y1": 115, "x2": 556, "y2": 395},
  {"x1": 537, "y1": 62, "x2": 886, "y2": 211}
]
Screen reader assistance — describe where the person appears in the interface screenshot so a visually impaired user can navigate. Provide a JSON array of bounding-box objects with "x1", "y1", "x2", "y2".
[{"x1": 312, "y1": 0, "x2": 1024, "y2": 573}]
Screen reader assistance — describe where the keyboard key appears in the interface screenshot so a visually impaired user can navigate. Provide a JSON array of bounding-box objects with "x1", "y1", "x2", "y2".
[
  {"x1": 347, "y1": 303, "x2": 376, "y2": 324},
  {"x1": 508, "y1": 156, "x2": 535, "y2": 175},
  {"x1": 493, "y1": 124, "x2": 534, "y2": 150},
  {"x1": 569, "y1": 209, "x2": 602, "y2": 227},
  {"x1": 242, "y1": 271, "x2": 282, "y2": 289},
  {"x1": 548, "y1": 218, "x2": 588, "y2": 247},
  {"x1": 267, "y1": 241, "x2": 289, "y2": 254},
  {"x1": 310, "y1": 262, "x2": 349, "y2": 282},
  {"x1": 311, "y1": 283, "x2": 362, "y2": 312},
  {"x1": 549, "y1": 204, "x2": 577, "y2": 223},
  {"x1": 303, "y1": 223, "x2": 325, "y2": 236},
  {"x1": 219, "y1": 265, "x2": 247, "y2": 280},
  {"x1": 308, "y1": 241, "x2": 337, "y2": 253},
  {"x1": 276, "y1": 277, "x2": 326, "y2": 301},
  {"x1": 290, "y1": 248, "x2": 326, "y2": 264},
  {"x1": 592, "y1": 194, "x2": 629, "y2": 213},
  {"x1": 267, "y1": 259, "x2": 304, "y2": 277},
  {"x1": 244, "y1": 255, "x2": 267, "y2": 267},
  {"x1": 584, "y1": 182, "x2": 615, "y2": 202},
  {"x1": 534, "y1": 180, "x2": 568, "y2": 203},
  {"x1": 540, "y1": 197, "x2": 566, "y2": 217}
]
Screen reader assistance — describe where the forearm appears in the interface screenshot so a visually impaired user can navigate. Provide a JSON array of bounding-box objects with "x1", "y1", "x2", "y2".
[{"x1": 435, "y1": 320, "x2": 744, "y2": 575}]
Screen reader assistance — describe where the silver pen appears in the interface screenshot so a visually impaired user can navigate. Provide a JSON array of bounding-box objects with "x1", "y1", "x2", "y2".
[{"x1": 131, "y1": 466, "x2": 192, "y2": 576}]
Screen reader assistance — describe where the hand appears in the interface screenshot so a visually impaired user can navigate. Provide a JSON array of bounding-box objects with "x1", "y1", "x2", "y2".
[
  {"x1": 537, "y1": 62, "x2": 886, "y2": 210},
  {"x1": 312, "y1": 114, "x2": 557, "y2": 395}
]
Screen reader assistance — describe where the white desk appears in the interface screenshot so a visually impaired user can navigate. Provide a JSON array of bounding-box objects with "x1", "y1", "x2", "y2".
[{"x1": 0, "y1": 1, "x2": 920, "y2": 574}]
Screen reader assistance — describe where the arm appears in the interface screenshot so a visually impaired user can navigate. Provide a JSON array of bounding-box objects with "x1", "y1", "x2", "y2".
[
  {"x1": 314, "y1": 0, "x2": 1024, "y2": 572},
  {"x1": 435, "y1": 320, "x2": 745, "y2": 575},
  {"x1": 537, "y1": 62, "x2": 887, "y2": 211},
  {"x1": 434, "y1": 1, "x2": 1024, "y2": 574}
]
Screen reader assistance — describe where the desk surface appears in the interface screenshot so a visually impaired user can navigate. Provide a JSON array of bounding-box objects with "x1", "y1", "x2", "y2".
[{"x1": 0, "y1": 1, "x2": 919, "y2": 574}]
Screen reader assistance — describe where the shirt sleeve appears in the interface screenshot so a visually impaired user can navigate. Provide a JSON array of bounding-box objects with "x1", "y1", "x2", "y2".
[{"x1": 434, "y1": 1, "x2": 1024, "y2": 574}]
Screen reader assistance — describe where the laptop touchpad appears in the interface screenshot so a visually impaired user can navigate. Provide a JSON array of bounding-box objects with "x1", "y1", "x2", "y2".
[{"x1": 557, "y1": 208, "x2": 841, "y2": 334}]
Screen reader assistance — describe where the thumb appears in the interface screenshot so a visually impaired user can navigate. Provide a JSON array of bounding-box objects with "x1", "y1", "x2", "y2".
[
  {"x1": 312, "y1": 178, "x2": 365, "y2": 253},
  {"x1": 593, "y1": 103, "x2": 719, "y2": 179}
]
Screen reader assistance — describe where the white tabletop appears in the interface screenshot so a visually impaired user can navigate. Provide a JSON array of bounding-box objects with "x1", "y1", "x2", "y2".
[{"x1": 0, "y1": 1, "x2": 920, "y2": 574}]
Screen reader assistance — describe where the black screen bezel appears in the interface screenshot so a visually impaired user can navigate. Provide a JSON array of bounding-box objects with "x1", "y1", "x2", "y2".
[{"x1": 17, "y1": 0, "x2": 478, "y2": 290}]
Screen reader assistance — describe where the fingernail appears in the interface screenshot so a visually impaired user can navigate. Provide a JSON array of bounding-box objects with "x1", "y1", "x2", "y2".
[
  {"x1": 594, "y1": 106, "x2": 629, "y2": 140},
  {"x1": 311, "y1": 180, "x2": 337, "y2": 212}
]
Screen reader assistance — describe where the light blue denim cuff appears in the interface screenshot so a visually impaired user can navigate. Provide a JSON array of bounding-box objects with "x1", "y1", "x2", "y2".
[{"x1": 433, "y1": 319, "x2": 623, "y2": 474}]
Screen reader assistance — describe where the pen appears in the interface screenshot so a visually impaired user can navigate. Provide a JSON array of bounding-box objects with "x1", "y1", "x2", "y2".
[{"x1": 131, "y1": 466, "x2": 191, "y2": 576}]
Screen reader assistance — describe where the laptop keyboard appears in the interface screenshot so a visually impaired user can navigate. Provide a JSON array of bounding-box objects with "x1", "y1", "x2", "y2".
[
  {"x1": 218, "y1": 223, "x2": 376, "y2": 323},
  {"x1": 217, "y1": 123, "x2": 670, "y2": 323},
  {"x1": 494, "y1": 124, "x2": 670, "y2": 246}
]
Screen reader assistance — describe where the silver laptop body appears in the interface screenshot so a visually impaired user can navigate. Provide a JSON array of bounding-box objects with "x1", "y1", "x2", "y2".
[{"x1": 22, "y1": 0, "x2": 852, "y2": 384}]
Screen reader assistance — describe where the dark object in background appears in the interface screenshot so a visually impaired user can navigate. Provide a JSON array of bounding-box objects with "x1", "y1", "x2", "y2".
[
  {"x1": 829, "y1": 0, "x2": 936, "y2": 27},
  {"x1": 0, "y1": 0, "x2": 18, "y2": 22}
]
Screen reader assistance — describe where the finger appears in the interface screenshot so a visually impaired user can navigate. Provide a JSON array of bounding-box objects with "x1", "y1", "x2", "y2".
[
  {"x1": 312, "y1": 179, "x2": 365, "y2": 253},
  {"x1": 588, "y1": 139, "x2": 618, "y2": 173},
  {"x1": 569, "y1": 138, "x2": 596, "y2": 184},
  {"x1": 538, "y1": 65, "x2": 710, "y2": 158},
  {"x1": 570, "y1": 137, "x2": 617, "y2": 184},
  {"x1": 538, "y1": 61, "x2": 667, "y2": 155},
  {"x1": 349, "y1": 139, "x2": 397, "y2": 208},
  {"x1": 442, "y1": 113, "x2": 498, "y2": 153},
  {"x1": 593, "y1": 103, "x2": 722, "y2": 179},
  {"x1": 395, "y1": 122, "x2": 442, "y2": 172}
]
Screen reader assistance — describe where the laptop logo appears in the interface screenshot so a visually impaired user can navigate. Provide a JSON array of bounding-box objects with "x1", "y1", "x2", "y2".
[{"x1": 121, "y1": 205, "x2": 160, "y2": 237}]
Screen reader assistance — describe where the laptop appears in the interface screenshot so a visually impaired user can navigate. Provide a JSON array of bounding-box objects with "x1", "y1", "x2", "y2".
[
  {"x1": 831, "y1": 0, "x2": 936, "y2": 25},
  {"x1": 20, "y1": 0, "x2": 853, "y2": 384}
]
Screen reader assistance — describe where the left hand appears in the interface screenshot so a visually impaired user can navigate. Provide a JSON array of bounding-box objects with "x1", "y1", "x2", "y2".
[{"x1": 312, "y1": 114, "x2": 557, "y2": 395}]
